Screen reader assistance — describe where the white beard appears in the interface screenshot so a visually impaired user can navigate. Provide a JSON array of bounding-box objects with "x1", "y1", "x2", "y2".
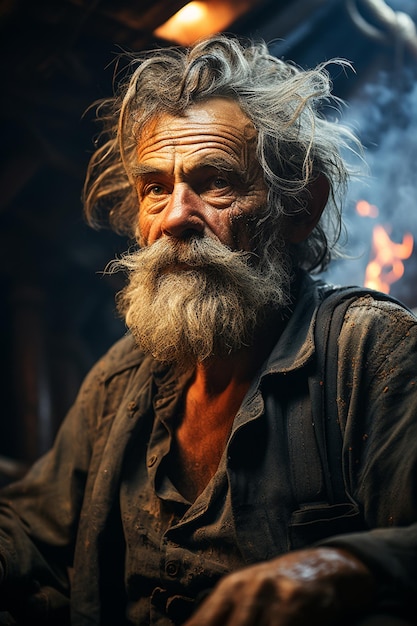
[{"x1": 114, "y1": 236, "x2": 292, "y2": 369}]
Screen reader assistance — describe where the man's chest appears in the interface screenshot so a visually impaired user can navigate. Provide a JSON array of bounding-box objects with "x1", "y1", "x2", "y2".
[{"x1": 168, "y1": 377, "x2": 251, "y2": 501}]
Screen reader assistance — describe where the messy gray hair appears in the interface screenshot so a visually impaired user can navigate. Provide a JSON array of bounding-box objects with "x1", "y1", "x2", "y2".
[{"x1": 83, "y1": 35, "x2": 360, "y2": 272}]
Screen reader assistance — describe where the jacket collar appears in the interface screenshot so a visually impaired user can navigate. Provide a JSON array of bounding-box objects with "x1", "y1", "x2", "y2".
[{"x1": 261, "y1": 271, "x2": 325, "y2": 376}]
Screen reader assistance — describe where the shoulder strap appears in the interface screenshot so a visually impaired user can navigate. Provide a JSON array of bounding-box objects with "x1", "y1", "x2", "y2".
[{"x1": 311, "y1": 285, "x2": 407, "y2": 504}]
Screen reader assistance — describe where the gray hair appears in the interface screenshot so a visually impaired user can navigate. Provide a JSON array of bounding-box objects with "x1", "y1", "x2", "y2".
[{"x1": 83, "y1": 35, "x2": 361, "y2": 272}]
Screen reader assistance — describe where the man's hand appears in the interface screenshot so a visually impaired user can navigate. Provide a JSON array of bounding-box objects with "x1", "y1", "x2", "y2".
[{"x1": 185, "y1": 547, "x2": 375, "y2": 626}]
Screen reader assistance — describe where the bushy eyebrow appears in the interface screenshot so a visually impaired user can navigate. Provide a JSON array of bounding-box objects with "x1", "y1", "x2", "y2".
[
  {"x1": 196, "y1": 156, "x2": 241, "y2": 173},
  {"x1": 130, "y1": 157, "x2": 246, "y2": 181},
  {"x1": 130, "y1": 164, "x2": 162, "y2": 179}
]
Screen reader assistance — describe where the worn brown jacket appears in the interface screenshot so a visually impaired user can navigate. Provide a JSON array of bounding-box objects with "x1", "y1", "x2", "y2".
[{"x1": 0, "y1": 273, "x2": 416, "y2": 625}]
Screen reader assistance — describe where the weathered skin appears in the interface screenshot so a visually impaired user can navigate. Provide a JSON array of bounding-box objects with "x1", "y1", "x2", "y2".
[
  {"x1": 131, "y1": 98, "x2": 375, "y2": 624},
  {"x1": 184, "y1": 547, "x2": 374, "y2": 626},
  {"x1": 133, "y1": 98, "x2": 266, "y2": 251}
]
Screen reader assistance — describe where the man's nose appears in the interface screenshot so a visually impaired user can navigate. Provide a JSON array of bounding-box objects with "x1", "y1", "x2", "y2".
[{"x1": 160, "y1": 183, "x2": 205, "y2": 239}]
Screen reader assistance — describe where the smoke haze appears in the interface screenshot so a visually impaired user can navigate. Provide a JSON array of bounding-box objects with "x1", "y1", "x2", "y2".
[{"x1": 320, "y1": 62, "x2": 417, "y2": 308}]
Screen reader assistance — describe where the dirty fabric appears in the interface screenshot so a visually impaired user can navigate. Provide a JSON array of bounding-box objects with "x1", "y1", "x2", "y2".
[{"x1": 0, "y1": 272, "x2": 416, "y2": 625}]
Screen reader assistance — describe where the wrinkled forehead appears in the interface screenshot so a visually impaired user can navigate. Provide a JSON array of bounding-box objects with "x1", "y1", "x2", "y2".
[
  {"x1": 138, "y1": 98, "x2": 257, "y2": 144},
  {"x1": 136, "y1": 97, "x2": 259, "y2": 166}
]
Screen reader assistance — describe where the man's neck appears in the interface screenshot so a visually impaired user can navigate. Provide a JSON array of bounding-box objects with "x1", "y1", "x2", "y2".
[
  {"x1": 192, "y1": 309, "x2": 286, "y2": 399},
  {"x1": 168, "y1": 313, "x2": 286, "y2": 501}
]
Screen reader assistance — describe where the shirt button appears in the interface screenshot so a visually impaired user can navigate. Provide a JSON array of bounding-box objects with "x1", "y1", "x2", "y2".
[
  {"x1": 147, "y1": 454, "x2": 158, "y2": 467},
  {"x1": 166, "y1": 561, "x2": 179, "y2": 577}
]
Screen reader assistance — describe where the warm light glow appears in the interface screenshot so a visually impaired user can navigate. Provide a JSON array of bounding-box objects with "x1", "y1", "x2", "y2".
[
  {"x1": 356, "y1": 199, "x2": 379, "y2": 218},
  {"x1": 154, "y1": 0, "x2": 253, "y2": 46},
  {"x1": 171, "y1": 2, "x2": 207, "y2": 26},
  {"x1": 364, "y1": 224, "x2": 414, "y2": 293}
]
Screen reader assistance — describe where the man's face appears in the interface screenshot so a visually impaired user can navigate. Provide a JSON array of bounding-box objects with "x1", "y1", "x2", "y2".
[
  {"x1": 133, "y1": 98, "x2": 268, "y2": 251},
  {"x1": 116, "y1": 98, "x2": 292, "y2": 367}
]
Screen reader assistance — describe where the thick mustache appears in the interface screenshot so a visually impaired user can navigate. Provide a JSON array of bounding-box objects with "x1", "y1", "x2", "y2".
[{"x1": 137, "y1": 237, "x2": 252, "y2": 273}]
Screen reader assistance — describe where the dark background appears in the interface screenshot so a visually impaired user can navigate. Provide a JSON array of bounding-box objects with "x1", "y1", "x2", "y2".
[{"x1": 1, "y1": 0, "x2": 416, "y2": 474}]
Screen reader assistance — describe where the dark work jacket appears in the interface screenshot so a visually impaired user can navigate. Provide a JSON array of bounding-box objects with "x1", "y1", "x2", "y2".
[{"x1": 0, "y1": 273, "x2": 417, "y2": 625}]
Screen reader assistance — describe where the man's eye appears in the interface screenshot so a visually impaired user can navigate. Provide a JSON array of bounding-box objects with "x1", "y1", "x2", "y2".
[
  {"x1": 211, "y1": 177, "x2": 230, "y2": 190},
  {"x1": 146, "y1": 184, "x2": 165, "y2": 196}
]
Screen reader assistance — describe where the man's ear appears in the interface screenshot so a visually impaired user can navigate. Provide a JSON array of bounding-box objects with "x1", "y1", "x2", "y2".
[{"x1": 284, "y1": 174, "x2": 330, "y2": 244}]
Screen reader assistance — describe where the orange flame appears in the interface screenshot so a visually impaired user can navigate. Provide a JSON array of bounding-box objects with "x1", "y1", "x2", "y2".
[
  {"x1": 356, "y1": 200, "x2": 379, "y2": 218},
  {"x1": 364, "y1": 224, "x2": 414, "y2": 293}
]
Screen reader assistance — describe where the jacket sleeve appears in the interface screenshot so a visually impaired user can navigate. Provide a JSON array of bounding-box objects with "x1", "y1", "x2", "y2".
[
  {"x1": 320, "y1": 296, "x2": 417, "y2": 619},
  {"x1": 0, "y1": 346, "x2": 109, "y2": 619}
]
